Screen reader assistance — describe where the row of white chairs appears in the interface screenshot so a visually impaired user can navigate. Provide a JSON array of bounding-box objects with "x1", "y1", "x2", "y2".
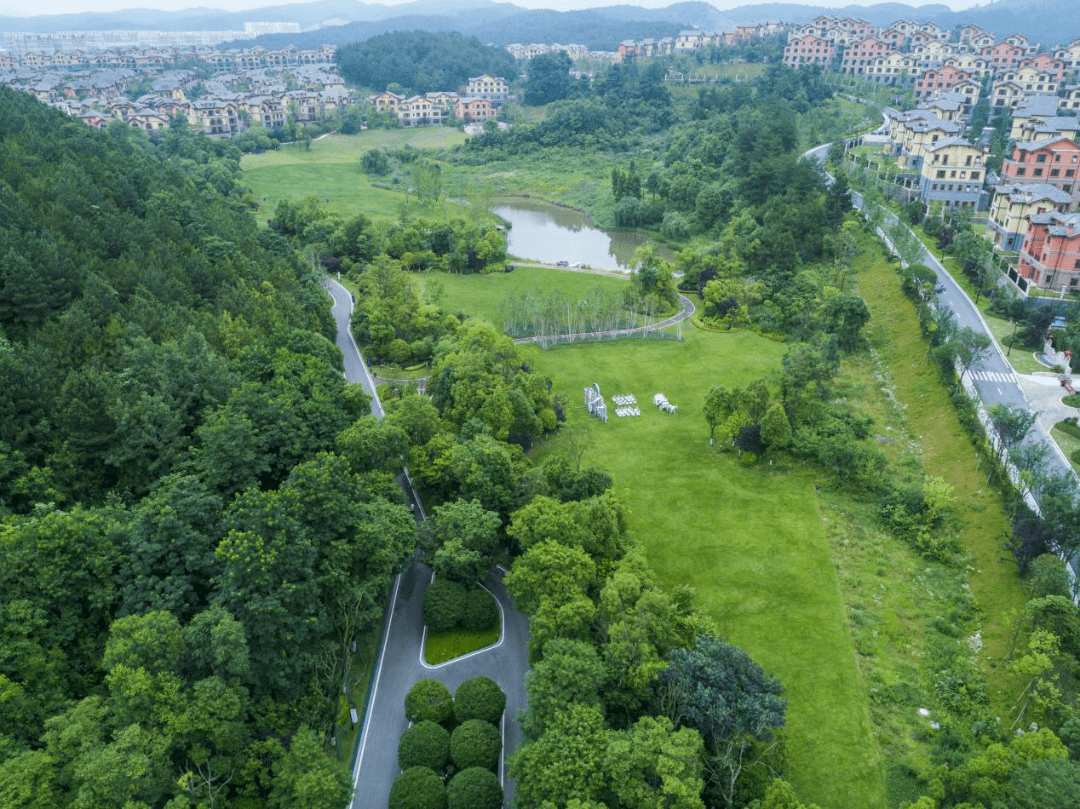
[
  {"x1": 616, "y1": 407, "x2": 641, "y2": 418},
  {"x1": 613, "y1": 394, "x2": 637, "y2": 405}
]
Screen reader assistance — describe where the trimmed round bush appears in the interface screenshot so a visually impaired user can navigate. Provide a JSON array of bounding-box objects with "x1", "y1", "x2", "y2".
[
  {"x1": 397, "y1": 720, "x2": 451, "y2": 772},
  {"x1": 447, "y1": 767, "x2": 503, "y2": 809},
  {"x1": 405, "y1": 679, "x2": 454, "y2": 726},
  {"x1": 389, "y1": 766, "x2": 446, "y2": 809},
  {"x1": 422, "y1": 579, "x2": 467, "y2": 632},
  {"x1": 460, "y1": 587, "x2": 498, "y2": 631},
  {"x1": 449, "y1": 719, "x2": 501, "y2": 772},
  {"x1": 454, "y1": 676, "x2": 506, "y2": 725}
]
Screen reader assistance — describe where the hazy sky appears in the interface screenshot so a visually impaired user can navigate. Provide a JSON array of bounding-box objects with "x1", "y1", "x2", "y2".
[{"x1": 0, "y1": 0, "x2": 986, "y2": 18}]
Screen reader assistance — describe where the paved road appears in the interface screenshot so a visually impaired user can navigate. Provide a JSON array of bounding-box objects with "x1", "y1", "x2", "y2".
[
  {"x1": 803, "y1": 141, "x2": 1077, "y2": 486},
  {"x1": 324, "y1": 277, "x2": 530, "y2": 808}
]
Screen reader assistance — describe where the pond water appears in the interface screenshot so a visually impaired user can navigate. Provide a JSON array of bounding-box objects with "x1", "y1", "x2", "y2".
[{"x1": 492, "y1": 197, "x2": 671, "y2": 272}]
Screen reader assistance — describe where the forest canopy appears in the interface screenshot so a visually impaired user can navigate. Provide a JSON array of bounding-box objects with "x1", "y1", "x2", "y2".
[{"x1": 335, "y1": 30, "x2": 519, "y2": 95}]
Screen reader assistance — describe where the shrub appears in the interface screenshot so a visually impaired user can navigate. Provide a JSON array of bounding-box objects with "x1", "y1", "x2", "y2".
[
  {"x1": 423, "y1": 579, "x2": 467, "y2": 632},
  {"x1": 454, "y1": 677, "x2": 506, "y2": 725},
  {"x1": 460, "y1": 587, "x2": 498, "y2": 631},
  {"x1": 450, "y1": 719, "x2": 501, "y2": 772},
  {"x1": 447, "y1": 767, "x2": 503, "y2": 809},
  {"x1": 405, "y1": 679, "x2": 454, "y2": 726},
  {"x1": 398, "y1": 720, "x2": 451, "y2": 772},
  {"x1": 389, "y1": 766, "x2": 446, "y2": 809},
  {"x1": 1026, "y1": 554, "x2": 1073, "y2": 599}
]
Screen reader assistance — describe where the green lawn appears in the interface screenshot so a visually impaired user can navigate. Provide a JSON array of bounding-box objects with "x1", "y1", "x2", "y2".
[
  {"x1": 241, "y1": 130, "x2": 468, "y2": 224},
  {"x1": 1052, "y1": 422, "x2": 1080, "y2": 473},
  {"x1": 523, "y1": 327, "x2": 884, "y2": 809},
  {"x1": 420, "y1": 266, "x2": 633, "y2": 329},
  {"x1": 424, "y1": 622, "x2": 501, "y2": 666}
]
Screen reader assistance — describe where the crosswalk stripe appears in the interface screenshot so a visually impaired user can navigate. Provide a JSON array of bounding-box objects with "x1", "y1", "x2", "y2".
[{"x1": 971, "y1": 370, "x2": 1017, "y2": 383}]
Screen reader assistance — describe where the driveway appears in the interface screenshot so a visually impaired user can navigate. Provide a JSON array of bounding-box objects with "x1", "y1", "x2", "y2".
[{"x1": 324, "y1": 277, "x2": 530, "y2": 808}]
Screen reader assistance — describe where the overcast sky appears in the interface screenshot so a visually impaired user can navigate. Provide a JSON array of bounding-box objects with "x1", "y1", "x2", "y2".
[{"x1": 0, "y1": 0, "x2": 986, "y2": 18}]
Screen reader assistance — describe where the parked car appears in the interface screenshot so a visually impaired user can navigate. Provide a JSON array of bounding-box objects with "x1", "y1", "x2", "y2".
[{"x1": 556, "y1": 260, "x2": 569, "y2": 266}]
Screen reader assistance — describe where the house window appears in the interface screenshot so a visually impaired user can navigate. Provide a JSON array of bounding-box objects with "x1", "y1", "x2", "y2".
[
  {"x1": 1016, "y1": 168, "x2": 1026, "y2": 176},
  {"x1": 1052, "y1": 169, "x2": 1061, "y2": 177},
  {"x1": 1035, "y1": 169, "x2": 1044, "y2": 177},
  {"x1": 1037, "y1": 153, "x2": 1047, "y2": 163}
]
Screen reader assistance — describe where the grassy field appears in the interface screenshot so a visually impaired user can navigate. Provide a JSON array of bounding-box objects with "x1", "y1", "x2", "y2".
[
  {"x1": 424, "y1": 614, "x2": 501, "y2": 666},
  {"x1": 419, "y1": 266, "x2": 633, "y2": 328},
  {"x1": 439, "y1": 147, "x2": 622, "y2": 229},
  {"x1": 855, "y1": 233, "x2": 1026, "y2": 720},
  {"x1": 241, "y1": 130, "x2": 467, "y2": 225},
  {"x1": 522, "y1": 328, "x2": 884, "y2": 809}
]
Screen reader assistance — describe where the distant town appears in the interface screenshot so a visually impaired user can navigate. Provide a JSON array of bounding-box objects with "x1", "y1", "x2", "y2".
[{"x1": 2, "y1": 12, "x2": 1080, "y2": 295}]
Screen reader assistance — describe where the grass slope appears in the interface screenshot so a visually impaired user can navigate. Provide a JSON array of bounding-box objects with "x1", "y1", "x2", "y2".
[
  {"x1": 241, "y1": 130, "x2": 467, "y2": 224},
  {"x1": 523, "y1": 328, "x2": 884, "y2": 808},
  {"x1": 856, "y1": 241, "x2": 1026, "y2": 716}
]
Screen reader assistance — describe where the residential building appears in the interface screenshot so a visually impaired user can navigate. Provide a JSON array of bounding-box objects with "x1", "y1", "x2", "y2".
[
  {"x1": 1061, "y1": 85, "x2": 1080, "y2": 113},
  {"x1": 839, "y1": 37, "x2": 889, "y2": 75},
  {"x1": 866, "y1": 52, "x2": 917, "y2": 84},
  {"x1": 370, "y1": 92, "x2": 403, "y2": 113},
  {"x1": 1000, "y1": 136, "x2": 1080, "y2": 205},
  {"x1": 1004, "y1": 33, "x2": 1039, "y2": 56},
  {"x1": 455, "y1": 96, "x2": 494, "y2": 122},
  {"x1": 674, "y1": 30, "x2": 708, "y2": 53},
  {"x1": 922, "y1": 92, "x2": 969, "y2": 123},
  {"x1": 990, "y1": 80, "x2": 1027, "y2": 109},
  {"x1": 464, "y1": 74, "x2": 508, "y2": 103},
  {"x1": 782, "y1": 34, "x2": 835, "y2": 68},
  {"x1": 919, "y1": 137, "x2": 986, "y2": 209},
  {"x1": 1017, "y1": 117, "x2": 1080, "y2": 144},
  {"x1": 1054, "y1": 39, "x2": 1080, "y2": 73},
  {"x1": 944, "y1": 53, "x2": 992, "y2": 77},
  {"x1": 959, "y1": 24, "x2": 987, "y2": 47},
  {"x1": 1017, "y1": 211, "x2": 1080, "y2": 291},
  {"x1": 888, "y1": 109, "x2": 962, "y2": 170},
  {"x1": 983, "y1": 41, "x2": 1024, "y2": 71},
  {"x1": 986, "y1": 183, "x2": 1072, "y2": 251},
  {"x1": 1019, "y1": 54, "x2": 1065, "y2": 81},
  {"x1": 1009, "y1": 95, "x2": 1065, "y2": 140},
  {"x1": 999, "y1": 66, "x2": 1060, "y2": 94},
  {"x1": 914, "y1": 65, "x2": 972, "y2": 98}
]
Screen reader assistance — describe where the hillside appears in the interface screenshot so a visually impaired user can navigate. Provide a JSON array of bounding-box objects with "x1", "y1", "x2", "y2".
[{"x1": 0, "y1": 86, "x2": 413, "y2": 807}]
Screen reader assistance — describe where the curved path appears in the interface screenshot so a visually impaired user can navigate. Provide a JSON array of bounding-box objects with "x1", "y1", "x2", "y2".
[
  {"x1": 513, "y1": 292, "x2": 696, "y2": 345},
  {"x1": 324, "y1": 278, "x2": 530, "y2": 808}
]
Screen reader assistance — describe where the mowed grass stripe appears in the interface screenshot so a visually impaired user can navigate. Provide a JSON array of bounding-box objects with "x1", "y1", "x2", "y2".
[{"x1": 524, "y1": 328, "x2": 884, "y2": 809}]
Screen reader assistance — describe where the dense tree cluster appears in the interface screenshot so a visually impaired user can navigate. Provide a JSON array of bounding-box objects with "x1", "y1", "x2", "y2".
[
  {"x1": 334, "y1": 30, "x2": 519, "y2": 95},
  {"x1": 0, "y1": 86, "x2": 422, "y2": 806}
]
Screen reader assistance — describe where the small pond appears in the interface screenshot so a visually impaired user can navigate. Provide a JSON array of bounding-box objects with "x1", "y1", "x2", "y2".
[{"x1": 492, "y1": 197, "x2": 672, "y2": 272}]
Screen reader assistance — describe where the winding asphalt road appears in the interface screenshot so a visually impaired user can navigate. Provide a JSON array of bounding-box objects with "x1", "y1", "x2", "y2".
[
  {"x1": 324, "y1": 277, "x2": 530, "y2": 808},
  {"x1": 803, "y1": 138, "x2": 1077, "y2": 489}
]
